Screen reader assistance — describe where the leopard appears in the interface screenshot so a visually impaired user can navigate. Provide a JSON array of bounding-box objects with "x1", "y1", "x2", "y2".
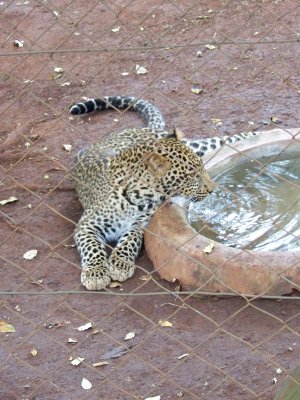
[{"x1": 69, "y1": 95, "x2": 259, "y2": 290}]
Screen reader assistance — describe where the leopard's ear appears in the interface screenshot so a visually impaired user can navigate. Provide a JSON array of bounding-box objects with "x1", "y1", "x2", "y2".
[
  {"x1": 172, "y1": 127, "x2": 185, "y2": 140},
  {"x1": 142, "y1": 152, "x2": 170, "y2": 178}
]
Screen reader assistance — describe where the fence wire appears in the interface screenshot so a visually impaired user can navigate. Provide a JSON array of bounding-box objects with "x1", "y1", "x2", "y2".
[{"x1": 1, "y1": 0, "x2": 300, "y2": 399}]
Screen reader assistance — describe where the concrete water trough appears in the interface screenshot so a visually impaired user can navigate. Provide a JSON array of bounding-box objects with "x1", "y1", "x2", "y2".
[{"x1": 145, "y1": 128, "x2": 300, "y2": 296}]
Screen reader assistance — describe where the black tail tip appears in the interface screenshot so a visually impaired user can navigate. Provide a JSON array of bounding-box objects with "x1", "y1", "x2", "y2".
[{"x1": 69, "y1": 105, "x2": 80, "y2": 115}]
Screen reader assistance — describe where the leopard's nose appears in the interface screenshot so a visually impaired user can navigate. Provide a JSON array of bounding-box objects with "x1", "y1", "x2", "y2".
[
  {"x1": 203, "y1": 171, "x2": 216, "y2": 193},
  {"x1": 206, "y1": 179, "x2": 217, "y2": 193}
]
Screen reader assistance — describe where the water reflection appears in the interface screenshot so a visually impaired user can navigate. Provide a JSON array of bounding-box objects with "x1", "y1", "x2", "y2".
[{"x1": 189, "y1": 157, "x2": 300, "y2": 251}]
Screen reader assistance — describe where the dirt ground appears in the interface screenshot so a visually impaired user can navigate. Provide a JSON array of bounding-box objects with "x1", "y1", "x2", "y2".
[{"x1": 1, "y1": 0, "x2": 300, "y2": 399}]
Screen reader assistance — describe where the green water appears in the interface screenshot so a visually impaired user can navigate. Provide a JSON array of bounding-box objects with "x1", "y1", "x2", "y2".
[{"x1": 189, "y1": 156, "x2": 300, "y2": 251}]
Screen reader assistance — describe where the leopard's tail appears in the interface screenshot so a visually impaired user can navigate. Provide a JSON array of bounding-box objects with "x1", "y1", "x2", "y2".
[
  {"x1": 69, "y1": 95, "x2": 165, "y2": 130},
  {"x1": 182, "y1": 131, "x2": 262, "y2": 157}
]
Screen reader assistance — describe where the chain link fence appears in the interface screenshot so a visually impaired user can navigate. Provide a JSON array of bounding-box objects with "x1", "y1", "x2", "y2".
[{"x1": 1, "y1": 0, "x2": 300, "y2": 399}]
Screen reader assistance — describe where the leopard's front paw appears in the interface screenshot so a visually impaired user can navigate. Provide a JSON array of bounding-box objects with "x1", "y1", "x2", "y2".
[
  {"x1": 108, "y1": 257, "x2": 136, "y2": 282},
  {"x1": 81, "y1": 266, "x2": 111, "y2": 291}
]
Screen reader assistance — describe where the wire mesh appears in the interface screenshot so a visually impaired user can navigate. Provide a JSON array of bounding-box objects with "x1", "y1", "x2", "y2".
[{"x1": 1, "y1": 0, "x2": 300, "y2": 399}]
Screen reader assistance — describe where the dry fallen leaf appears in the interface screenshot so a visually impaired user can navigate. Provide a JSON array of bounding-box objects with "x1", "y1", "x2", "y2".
[
  {"x1": 140, "y1": 275, "x2": 151, "y2": 281},
  {"x1": 205, "y1": 44, "x2": 216, "y2": 50},
  {"x1": 196, "y1": 15, "x2": 210, "y2": 20},
  {"x1": 23, "y1": 249, "x2": 38, "y2": 260},
  {"x1": 136, "y1": 64, "x2": 148, "y2": 75},
  {"x1": 203, "y1": 241, "x2": 215, "y2": 254},
  {"x1": 211, "y1": 118, "x2": 222, "y2": 126},
  {"x1": 159, "y1": 320, "x2": 173, "y2": 327},
  {"x1": 68, "y1": 338, "x2": 78, "y2": 344},
  {"x1": 101, "y1": 345, "x2": 130, "y2": 360},
  {"x1": 81, "y1": 377, "x2": 92, "y2": 390},
  {"x1": 70, "y1": 356, "x2": 85, "y2": 366},
  {"x1": 109, "y1": 281, "x2": 122, "y2": 288},
  {"x1": 63, "y1": 144, "x2": 72, "y2": 152},
  {"x1": 51, "y1": 67, "x2": 64, "y2": 80},
  {"x1": 0, "y1": 196, "x2": 18, "y2": 206},
  {"x1": 30, "y1": 279, "x2": 43, "y2": 285},
  {"x1": 0, "y1": 320, "x2": 16, "y2": 333},
  {"x1": 44, "y1": 320, "x2": 70, "y2": 329},
  {"x1": 271, "y1": 116, "x2": 281, "y2": 124},
  {"x1": 14, "y1": 39, "x2": 24, "y2": 47},
  {"x1": 92, "y1": 361, "x2": 109, "y2": 367},
  {"x1": 177, "y1": 353, "x2": 189, "y2": 360},
  {"x1": 191, "y1": 86, "x2": 203, "y2": 95},
  {"x1": 124, "y1": 332, "x2": 135, "y2": 341},
  {"x1": 31, "y1": 347, "x2": 38, "y2": 357},
  {"x1": 77, "y1": 322, "x2": 93, "y2": 331}
]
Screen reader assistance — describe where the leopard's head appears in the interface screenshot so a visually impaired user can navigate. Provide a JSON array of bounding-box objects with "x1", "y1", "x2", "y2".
[{"x1": 142, "y1": 129, "x2": 216, "y2": 202}]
